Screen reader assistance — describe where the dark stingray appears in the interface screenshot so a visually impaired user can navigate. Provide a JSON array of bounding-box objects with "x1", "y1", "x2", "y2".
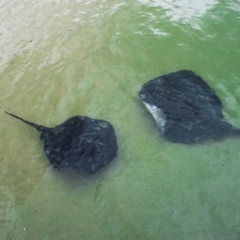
[
  {"x1": 139, "y1": 70, "x2": 240, "y2": 144},
  {"x1": 5, "y1": 111, "x2": 118, "y2": 174}
]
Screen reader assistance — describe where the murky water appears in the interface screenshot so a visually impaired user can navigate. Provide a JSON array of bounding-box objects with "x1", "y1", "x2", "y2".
[{"x1": 1, "y1": 0, "x2": 240, "y2": 239}]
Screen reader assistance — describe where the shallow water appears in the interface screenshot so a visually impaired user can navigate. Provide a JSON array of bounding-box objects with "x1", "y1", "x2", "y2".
[{"x1": 1, "y1": 0, "x2": 240, "y2": 239}]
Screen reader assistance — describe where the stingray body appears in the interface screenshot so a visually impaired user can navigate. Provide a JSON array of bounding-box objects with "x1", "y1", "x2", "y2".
[
  {"x1": 139, "y1": 70, "x2": 240, "y2": 143},
  {"x1": 5, "y1": 111, "x2": 118, "y2": 174}
]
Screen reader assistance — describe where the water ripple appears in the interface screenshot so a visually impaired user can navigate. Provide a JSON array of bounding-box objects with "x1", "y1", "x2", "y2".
[{"x1": 138, "y1": 0, "x2": 219, "y2": 29}]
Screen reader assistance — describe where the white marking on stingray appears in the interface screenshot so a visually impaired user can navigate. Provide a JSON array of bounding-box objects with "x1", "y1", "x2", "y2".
[{"x1": 142, "y1": 101, "x2": 166, "y2": 132}]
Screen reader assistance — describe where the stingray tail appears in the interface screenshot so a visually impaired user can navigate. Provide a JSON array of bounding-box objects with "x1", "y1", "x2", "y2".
[
  {"x1": 5, "y1": 111, "x2": 47, "y2": 132},
  {"x1": 221, "y1": 121, "x2": 240, "y2": 137},
  {"x1": 229, "y1": 125, "x2": 240, "y2": 135}
]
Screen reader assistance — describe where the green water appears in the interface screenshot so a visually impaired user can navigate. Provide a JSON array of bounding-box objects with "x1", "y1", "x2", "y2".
[{"x1": 1, "y1": 0, "x2": 240, "y2": 239}]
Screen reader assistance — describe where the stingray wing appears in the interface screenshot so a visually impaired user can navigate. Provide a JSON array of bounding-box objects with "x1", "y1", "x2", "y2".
[{"x1": 139, "y1": 70, "x2": 224, "y2": 125}]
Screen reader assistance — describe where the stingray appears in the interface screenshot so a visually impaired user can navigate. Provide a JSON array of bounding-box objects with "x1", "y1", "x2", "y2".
[
  {"x1": 139, "y1": 70, "x2": 240, "y2": 144},
  {"x1": 5, "y1": 111, "x2": 118, "y2": 174}
]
